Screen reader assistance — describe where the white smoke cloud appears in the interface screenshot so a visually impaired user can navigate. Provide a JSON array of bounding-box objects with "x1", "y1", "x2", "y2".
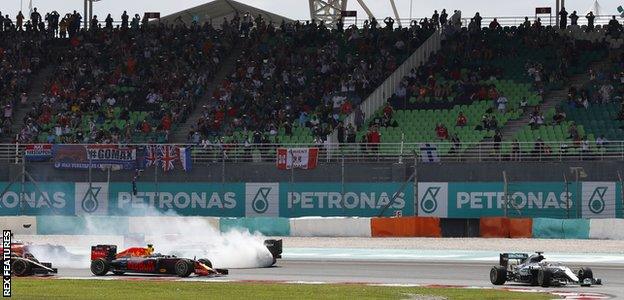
[{"x1": 25, "y1": 208, "x2": 275, "y2": 270}]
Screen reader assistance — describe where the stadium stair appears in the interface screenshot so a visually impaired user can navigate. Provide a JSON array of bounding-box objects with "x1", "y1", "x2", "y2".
[
  {"x1": 2, "y1": 65, "x2": 55, "y2": 143},
  {"x1": 169, "y1": 46, "x2": 243, "y2": 143},
  {"x1": 498, "y1": 75, "x2": 586, "y2": 140}
]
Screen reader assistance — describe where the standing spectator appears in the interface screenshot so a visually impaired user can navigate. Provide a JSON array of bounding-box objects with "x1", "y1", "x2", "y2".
[
  {"x1": 383, "y1": 17, "x2": 395, "y2": 30},
  {"x1": 493, "y1": 130, "x2": 502, "y2": 157},
  {"x1": 496, "y1": 93, "x2": 508, "y2": 113},
  {"x1": 580, "y1": 137, "x2": 590, "y2": 156},
  {"x1": 105, "y1": 14, "x2": 113, "y2": 30},
  {"x1": 346, "y1": 124, "x2": 356, "y2": 143},
  {"x1": 569, "y1": 11, "x2": 579, "y2": 27},
  {"x1": 336, "y1": 122, "x2": 345, "y2": 145},
  {"x1": 121, "y1": 11, "x2": 129, "y2": 29},
  {"x1": 440, "y1": 9, "x2": 448, "y2": 26},
  {"x1": 473, "y1": 12, "x2": 482, "y2": 29},
  {"x1": 607, "y1": 16, "x2": 622, "y2": 37},
  {"x1": 511, "y1": 139, "x2": 520, "y2": 161},
  {"x1": 354, "y1": 106, "x2": 364, "y2": 130},
  {"x1": 559, "y1": 7, "x2": 568, "y2": 29},
  {"x1": 366, "y1": 126, "x2": 381, "y2": 155},
  {"x1": 16, "y1": 11, "x2": 24, "y2": 30},
  {"x1": 489, "y1": 18, "x2": 501, "y2": 30},
  {"x1": 431, "y1": 10, "x2": 439, "y2": 27},
  {"x1": 586, "y1": 12, "x2": 595, "y2": 31},
  {"x1": 31, "y1": 8, "x2": 41, "y2": 30},
  {"x1": 596, "y1": 135, "x2": 607, "y2": 149}
]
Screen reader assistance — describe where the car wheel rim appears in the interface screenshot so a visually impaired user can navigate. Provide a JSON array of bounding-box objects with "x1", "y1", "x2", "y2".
[
  {"x1": 177, "y1": 262, "x2": 188, "y2": 274},
  {"x1": 93, "y1": 261, "x2": 103, "y2": 273},
  {"x1": 13, "y1": 261, "x2": 25, "y2": 275}
]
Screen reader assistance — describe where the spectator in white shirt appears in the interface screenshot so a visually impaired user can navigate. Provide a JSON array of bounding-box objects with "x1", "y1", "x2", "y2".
[{"x1": 496, "y1": 94, "x2": 508, "y2": 113}]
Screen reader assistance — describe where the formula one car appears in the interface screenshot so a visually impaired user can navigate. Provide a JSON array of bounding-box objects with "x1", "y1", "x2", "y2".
[
  {"x1": 90, "y1": 244, "x2": 228, "y2": 277},
  {"x1": 264, "y1": 239, "x2": 283, "y2": 264},
  {"x1": 490, "y1": 252, "x2": 602, "y2": 287},
  {"x1": 1, "y1": 241, "x2": 58, "y2": 276}
]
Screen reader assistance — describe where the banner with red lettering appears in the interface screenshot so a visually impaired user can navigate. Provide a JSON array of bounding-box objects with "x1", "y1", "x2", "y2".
[{"x1": 276, "y1": 148, "x2": 319, "y2": 170}]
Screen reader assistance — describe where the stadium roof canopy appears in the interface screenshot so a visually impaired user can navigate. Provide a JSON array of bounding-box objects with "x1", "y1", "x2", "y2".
[{"x1": 160, "y1": 0, "x2": 293, "y2": 26}]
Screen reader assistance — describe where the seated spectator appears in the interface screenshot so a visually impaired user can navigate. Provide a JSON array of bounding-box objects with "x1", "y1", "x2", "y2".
[
  {"x1": 456, "y1": 112, "x2": 467, "y2": 127},
  {"x1": 553, "y1": 109, "x2": 566, "y2": 124},
  {"x1": 435, "y1": 123, "x2": 449, "y2": 140},
  {"x1": 519, "y1": 97, "x2": 528, "y2": 114}
]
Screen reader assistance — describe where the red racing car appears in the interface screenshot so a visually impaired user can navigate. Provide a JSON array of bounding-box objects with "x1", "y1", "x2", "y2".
[{"x1": 90, "y1": 244, "x2": 228, "y2": 277}]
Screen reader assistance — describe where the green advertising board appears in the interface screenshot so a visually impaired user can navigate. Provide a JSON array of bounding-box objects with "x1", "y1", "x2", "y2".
[{"x1": 0, "y1": 181, "x2": 621, "y2": 218}]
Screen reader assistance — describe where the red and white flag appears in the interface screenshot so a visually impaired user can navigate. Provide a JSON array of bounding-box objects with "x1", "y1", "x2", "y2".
[{"x1": 276, "y1": 148, "x2": 319, "y2": 170}]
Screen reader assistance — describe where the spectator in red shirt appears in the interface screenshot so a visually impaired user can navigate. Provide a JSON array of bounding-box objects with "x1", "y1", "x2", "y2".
[
  {"x1": 161, "y1": 114, "x2": 171, "y2": 131},
  {"x1": 383, "y1": 102, "x2": 394, "y2": 119},
  {"x1": 456, "y1": 112, "x2": 467, "y2": 127},
  {"x1": 366, "y1": 126, "x2": 381, "y2": 154},
  {"x1": 141, "y1": 120, "x2": 151, "y2": 133},
  {"x1": 435, "y1": 123, "x2": 449, "y2": 140}
]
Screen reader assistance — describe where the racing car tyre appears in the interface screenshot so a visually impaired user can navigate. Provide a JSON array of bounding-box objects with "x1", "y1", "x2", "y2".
[
  {"x1": 198, "y1": 259, "x2": 212, "y2": 269},
  {"x1": 90, "y1": 258, "x2": 110, "y2": 276},
  {"x1": 538, "y1": 269, "x2": 552, "y2": 287},
  {"x1": 490, "y1": 266, "x2": 507, "y2": 285},
  {"x1": 12, "y1": 259, "x2": 32, "y2": 277},
  {"x1": 175, "y1": 259, "x2": 194, "y2": 277},
  {"x1": 577, "y1": 267, "x2": 593, "y2": 281}
]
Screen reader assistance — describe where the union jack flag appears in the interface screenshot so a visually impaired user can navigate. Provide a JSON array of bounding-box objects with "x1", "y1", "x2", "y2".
[
  {"x1": 145, "y1": 145, "x2": 158, "y2": 167},
  {"x1": 161, "y1": 145, "x2": 178, "y2": 172}
]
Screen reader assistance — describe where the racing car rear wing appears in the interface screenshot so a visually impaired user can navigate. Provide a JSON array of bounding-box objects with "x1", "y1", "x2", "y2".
[{"x1": 499, "y1": 253, "x2": 529, "y2": 267}]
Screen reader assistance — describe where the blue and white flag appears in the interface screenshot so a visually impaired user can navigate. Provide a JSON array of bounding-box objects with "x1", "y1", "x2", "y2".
[
  {"x1": 178, "y1": 147, "x2": 192, "y2": 172},
  {"x1": 419, "y1": 143, "x2": 440, "y2": 163}
]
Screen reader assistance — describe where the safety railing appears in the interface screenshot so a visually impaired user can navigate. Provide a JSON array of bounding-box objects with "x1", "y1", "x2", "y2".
[
  {"x1": 460, "y1": 14, "x2": 619, "y2": 28},
  {"x1": 5, "y1": 141, "x2": 624, "y2": 164}
]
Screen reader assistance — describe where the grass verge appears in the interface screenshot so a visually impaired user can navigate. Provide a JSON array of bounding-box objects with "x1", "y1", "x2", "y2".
[{"x1": 12, "y1": 278, "x2": 553, "y2": 300}]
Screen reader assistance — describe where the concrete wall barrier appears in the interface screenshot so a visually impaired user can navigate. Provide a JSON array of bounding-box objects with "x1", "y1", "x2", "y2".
[
  {"x1": 219, "y1": 217, "x2": 290, "y2": 236},
  {"x1": 532, "y1": 218, "x2": 590, "y2": 239},
  {"x1": 128, "y1": 217, "x2": 219, "y2": 235},
  {"x1": 36, "y1": 216, "x2": 129, "y2": 235},
  {"x1": 0, "y1": 216, "x2": 37, "y2": 235},
  {"x1": 589, "y1": 219, "x2": 624, "y2": 239},
  {"x1": 289, "y1": 217, "x2": 371, "y2": 237}
]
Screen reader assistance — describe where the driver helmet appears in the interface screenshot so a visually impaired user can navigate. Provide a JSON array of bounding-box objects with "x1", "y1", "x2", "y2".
[{"x1": 146, "y1": 244, "x2": 154, "y2": 255}]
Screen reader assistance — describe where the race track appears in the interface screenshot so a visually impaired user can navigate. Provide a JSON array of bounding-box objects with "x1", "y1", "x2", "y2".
[{"x1": 58, "y1": 259, "x2": 624, "y2": 298}]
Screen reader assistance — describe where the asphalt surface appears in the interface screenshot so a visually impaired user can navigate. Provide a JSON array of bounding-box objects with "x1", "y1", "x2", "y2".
[{"x1": 58, "y1": 259, "x2": 624, "y2": 298}]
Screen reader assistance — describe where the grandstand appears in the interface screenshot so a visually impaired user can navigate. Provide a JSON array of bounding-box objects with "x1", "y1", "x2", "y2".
[{"x1": 0, "y1": 0, "x2": 623, "y2": 162}]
